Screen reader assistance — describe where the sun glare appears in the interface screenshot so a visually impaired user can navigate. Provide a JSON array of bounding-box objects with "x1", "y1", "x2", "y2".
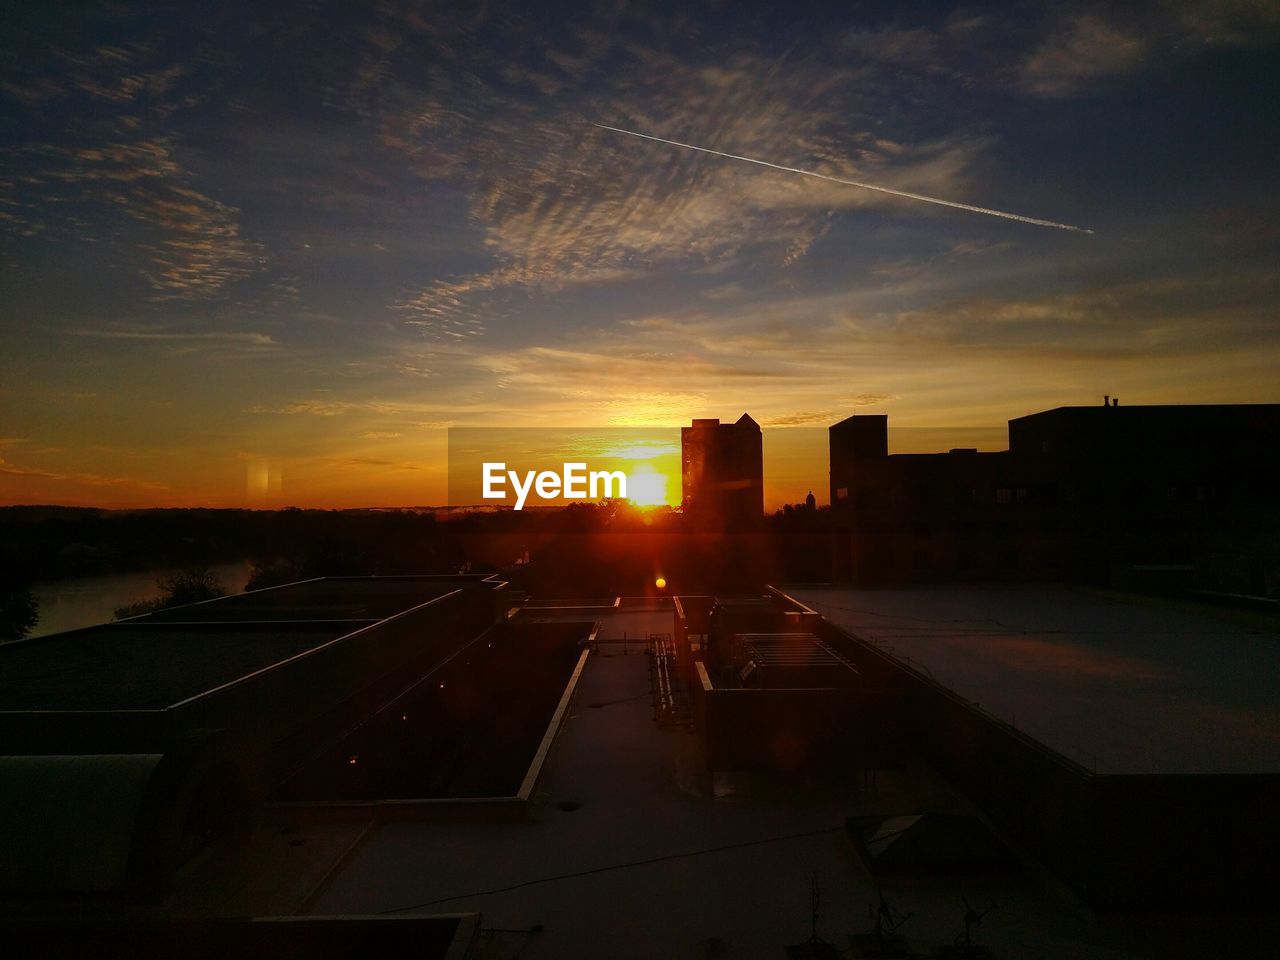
[{"x1": 626, "y1": 462, "x2": 670, "y2": 507}]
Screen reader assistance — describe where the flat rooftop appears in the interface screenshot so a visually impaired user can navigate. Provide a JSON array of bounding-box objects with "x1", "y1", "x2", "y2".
[
  {"x1": 144, "y1": 577, "x2": 465, "y2": 623},
  {"x1": 275, "y1": 620, "x2": 590, "y2": 801},
  {"x1": 0, "y1": 577, "x2": 484, "y2": 712},
  {"x1": 309, "y1": 609, "x2": 871, "y2": 958},
  {"x1": 511, "y1": 597, "x2": 672, "y2": 642},
  {"x1": 787, "y1": 586, "x2": 1280, "y2": 775},
  {"x1": 157, "y1": 602, "x2": 1280, "y2": 957},
  {"x1": 0, "y1": 622, "x2": 357, "y2": 711}
]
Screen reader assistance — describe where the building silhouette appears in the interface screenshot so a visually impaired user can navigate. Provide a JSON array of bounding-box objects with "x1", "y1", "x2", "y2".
[
  {"x1": 830, "y1": 401, "x2": 1280, "y2": 588},
  {"x1": 681, "y1": 414, "x2": 764, "y2": 524}
]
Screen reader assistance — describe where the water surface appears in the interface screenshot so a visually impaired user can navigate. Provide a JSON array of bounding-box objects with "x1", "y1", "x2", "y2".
[{"x1": 28, "y1": 561, "x2": 252, "y2": 638}]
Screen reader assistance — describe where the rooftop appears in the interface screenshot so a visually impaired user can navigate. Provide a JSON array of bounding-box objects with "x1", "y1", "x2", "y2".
[
  {"x1": 308, "y1": 609, "x2": 877, "y2": 957},
  {"x1": 142, "y1": 576, "x2": 468, "y2": 623},
  {"x1": 740, "y1": 633, "x2": 835, "y2": 666},
  {"x1": 787, "y1": 585, "x2": 1280, "y2": 775},
  {"x1": 298, "y1": 605, "x2": 1260, "y2": 958},
  {"x1": 0, "y1": 576, "x2": 486, "y2": 712},
  {"x1": 0, "y1": 622, "x2": 354, "y2": 711},
  {"x1": 1011, "y1": 402, "x2": 1280, "y2": 422},
  {"x1": 18, "y1": 599, "x2": 1274, "y2": 956},
  {"x1": 512, "y1": 597, "x2": 671, "y2": 642}
]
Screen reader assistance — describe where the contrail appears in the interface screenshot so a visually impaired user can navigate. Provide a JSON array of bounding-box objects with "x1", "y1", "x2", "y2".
[{"x1": 592, "y1": 122, "x2": 1093, "y2": 235}]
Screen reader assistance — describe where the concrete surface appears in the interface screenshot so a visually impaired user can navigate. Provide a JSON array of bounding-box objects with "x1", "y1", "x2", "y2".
[
  {"x1": 789, "y1": 586, "x2": 1280, "y2": 775},
  {"x1": 308, "y1": 608, "x2": 1175, "y2": 959}
]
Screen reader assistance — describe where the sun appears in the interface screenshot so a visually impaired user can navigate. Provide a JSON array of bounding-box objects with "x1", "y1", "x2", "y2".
[{"x1": 625, "y1": 462, "x2": 670, "y2": 507}]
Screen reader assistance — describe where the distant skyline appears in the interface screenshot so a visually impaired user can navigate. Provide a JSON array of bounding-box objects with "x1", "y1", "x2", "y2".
[{"x1": 3, "y1": 1, "x2": 1278, "y2": 508}]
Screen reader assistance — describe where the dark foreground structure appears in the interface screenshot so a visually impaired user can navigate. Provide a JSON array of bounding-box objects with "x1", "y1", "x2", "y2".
[
  {"x1": 0, "y1": 575, "x2": 510, "y2": 898},
  {"x1": 777, "y1": 585, "x2": 1280, "y2": 911},
  {"x1": 830, "y1": 402, "x2": 1280, "y2": 590},
  {"x1": 0, "y1": 915, "x2": 478, "y2": 960},
  {"x1": 2, "y1": 574, "x2": 1277, "y2": 956}
]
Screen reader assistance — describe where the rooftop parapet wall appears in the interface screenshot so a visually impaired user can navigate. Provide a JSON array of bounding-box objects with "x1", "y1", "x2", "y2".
[
  {"x1": 770, "y1": 584, "x2": 1280, "y2": 910},
  {"x1": 692, "y1": 660, "x2": 901, "y2": 775},
  {"x1": 169, "y1": 588, "x2": 478, "y2": 766},
  {"x1": 0, "y1": 577, "x2": 504, "y2": 761}
]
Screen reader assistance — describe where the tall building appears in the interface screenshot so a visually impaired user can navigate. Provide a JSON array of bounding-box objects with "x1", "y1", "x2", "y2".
[
  {"x1": 830, "y1": 402, "x2": 1280, "y2": 587},
  {"x1": 681, "y1": 414, "x2": 764, "y2": 524}
]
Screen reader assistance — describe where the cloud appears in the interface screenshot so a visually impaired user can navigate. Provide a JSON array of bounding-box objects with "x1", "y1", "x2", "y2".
[
  {"x1": 394, "y1": 275, "x2": 494, "y2": 341},
  {"x1": 133, "y1": 186, "x2": 262, "y2": 298},
  {"x1": 66, "y1": 326, "x2": 279, "y2": 358},
  {"x1": 762, "y1": 411, "x2": 837, "y2": 427},
  {"x1": 0, "y1": 455, "x2": 170, "y2": 492},
  {"x1": 1174, "y1": 0, "x2": 1280, "y2": 45},
  {"x1": 602, "y1": 392, "x2": 710, "y2": 426},
  {"x1": 51, "y1": 41, "x2": 187, "y2": 105},
  {"x1": 429, "y1": 260, "x2": 1278, "y2": 429},
  {"x1": 480, "y1": 346, "x2": 793, "y2": 400},
  {"x1": 248, "y1": 399, "x2": 363, "y2": 417},
  {"x1": 833, "y1": 273, "x2": 1280, "y2": 361},
  {"x1": 1020, "y1": 4, "x2": 1280, "y2": 98},
  {"x1": 842, "y1": 24, "x2": 945, "y2": 67},
  {"x1": 72, "y1": 327, "x2": 276, "y2": 345},
  {"x1": 2, "y1": 137, "x2": 262, "y2": 298},
  {"x1": 341, "y1": 8, "x2": 1004, "y2": 337},
  {"x1": 245, "y1": 396, "x2": 488, "y2": 420},
  {"x1": 325, "y1": 456, "x2": 424, "y2": 471},
  {"x1": 1, "y1": 77, "x2": 65, "y2": 106},
  {"x1": 396, "y1": 363, "x2": 437, "y2": 378},
  {"x1": 1021, "y1": 16, "x2": 1146, "y2": 97},
  {"x1": 0, "y1": 22, "x2": 259, "y2": 300},
  {"x1": 845, "y1": 393, "x2": 895, "y2": 407}
]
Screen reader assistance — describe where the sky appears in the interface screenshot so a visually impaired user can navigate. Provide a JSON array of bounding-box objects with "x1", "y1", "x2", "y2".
[{"x1": 2, "y1": 1, "x2": 1278, "y2": 509}]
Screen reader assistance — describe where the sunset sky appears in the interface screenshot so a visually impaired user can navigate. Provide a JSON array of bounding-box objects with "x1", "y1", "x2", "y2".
[{"x1": 2, "y1": 1, "x2": 1278, "y2": 509}]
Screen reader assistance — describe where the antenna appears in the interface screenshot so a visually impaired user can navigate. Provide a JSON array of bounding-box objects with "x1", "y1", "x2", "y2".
[
  {"x1": 854, "y1": 889, "x2": 913, "y2": 957},
  {"x1": 810, "y1": 872, "x2": 821, "y2": 942},
  {"x1": 788, "y1": 872, "x2": 837, "y2": 955},
  {"x1": 953, "y1": 896, "x2": 997, "y2": 956},
  {"x1": 875, "y1": 889, "x2": 913, "y2": 938}
]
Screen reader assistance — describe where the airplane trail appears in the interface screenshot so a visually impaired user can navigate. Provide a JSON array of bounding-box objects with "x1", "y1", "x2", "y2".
[{"x1": 592, "y1": 122, "x2": 1093, "y2": 235}]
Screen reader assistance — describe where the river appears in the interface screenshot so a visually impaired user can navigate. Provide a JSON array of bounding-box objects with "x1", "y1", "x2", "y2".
[{"x1": 28, "y1": 561, "x2": 253, "y2": 638}]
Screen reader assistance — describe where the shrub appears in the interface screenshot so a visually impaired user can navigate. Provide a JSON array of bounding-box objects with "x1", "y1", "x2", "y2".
[
  {"x1": 114, "y1": 566, "x2": 226, "y2": 620},
  {"x1": 0, "y1": 584, "x2": 39, "y2": 642}
]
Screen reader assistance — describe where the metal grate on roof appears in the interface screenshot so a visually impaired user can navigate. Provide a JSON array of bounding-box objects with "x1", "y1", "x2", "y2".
[{"x1": 736, "y1": 633, "x2": 859, "y2": 675}]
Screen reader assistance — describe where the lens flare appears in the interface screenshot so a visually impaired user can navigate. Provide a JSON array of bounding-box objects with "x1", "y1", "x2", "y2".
[{"x1": 627, "y1": 461, "x2": 669, "y2": 507}]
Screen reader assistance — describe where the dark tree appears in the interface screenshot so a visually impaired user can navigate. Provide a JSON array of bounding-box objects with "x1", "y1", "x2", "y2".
[
  {"x1": 114, "y1": 566, "x2": 226, "y2": 619},
  {"x1": 0, "y1": 582, "x2": 39, "y2": 642}
]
